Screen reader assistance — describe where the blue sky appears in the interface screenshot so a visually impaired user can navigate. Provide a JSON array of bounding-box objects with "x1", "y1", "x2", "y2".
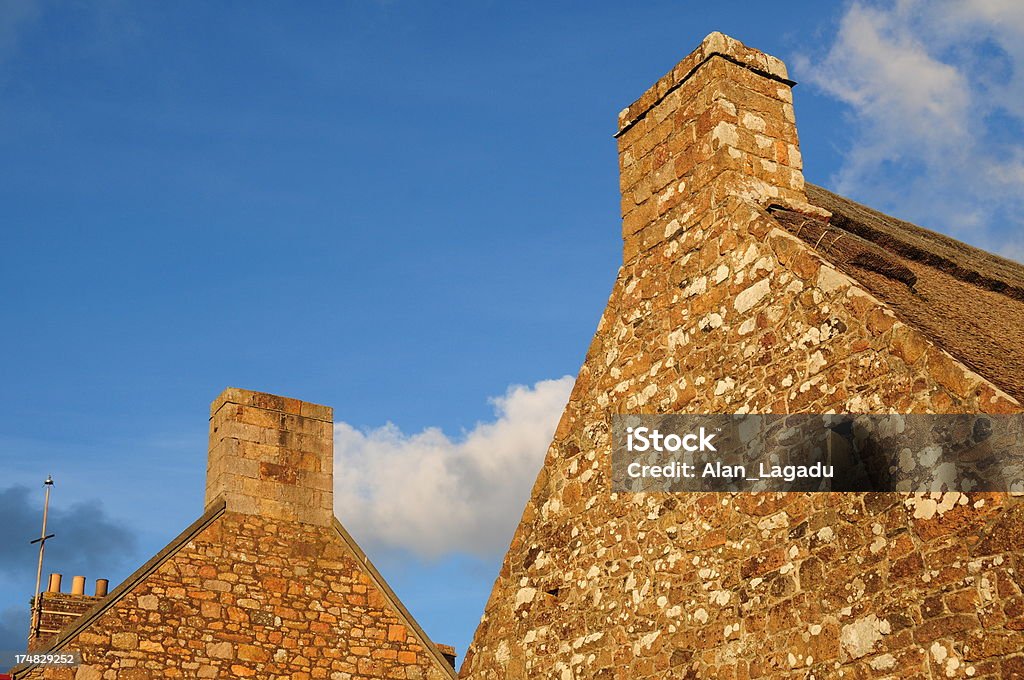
[{"x1": 1, "y1": 0, "x2": 1022, "y2": 664}]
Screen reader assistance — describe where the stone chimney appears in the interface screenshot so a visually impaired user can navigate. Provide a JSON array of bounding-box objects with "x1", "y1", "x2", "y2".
[
  {"x1": 28, "y1": 574, "x2": 107, "y2": 651},
  {"x1": 206, "y1": 388, "x2": 334, "y2": 527},
  {"x1": 615, "y1": 32, "x2": 815, "y2": 262}
]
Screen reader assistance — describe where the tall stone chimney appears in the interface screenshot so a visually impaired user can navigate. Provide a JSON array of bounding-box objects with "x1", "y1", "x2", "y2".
[
  {"x1": 615, "y1": 31, "x2": 816, "y2": 263},
  {"x1": 206, "y1": 388, "x2": 334, "y2": 527}
]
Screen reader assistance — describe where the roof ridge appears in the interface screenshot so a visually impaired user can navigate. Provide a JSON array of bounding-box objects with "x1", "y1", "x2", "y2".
[
  {"x1": 768, "y1": 207, "x2": 919, "y2": 290},
  {"x1": 805, "y1": 183, "x2": 1024, "y2": 301}
]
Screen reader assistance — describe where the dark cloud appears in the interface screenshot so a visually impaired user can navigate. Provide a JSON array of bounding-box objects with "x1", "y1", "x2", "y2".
[
  {"x1": 0, "y1": 485, "x2": 138, "y2": 582},
  {"x1": 0, "y1": 605, "x2": 29, "y2": 663},
  {"x1": 0, "y1": 486, "x2": 137, "y2": 663}
]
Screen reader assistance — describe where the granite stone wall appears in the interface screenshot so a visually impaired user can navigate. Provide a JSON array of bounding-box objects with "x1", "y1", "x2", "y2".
[{"x1": 459, "y1": 33, "x2": 1024, "y2": 680}]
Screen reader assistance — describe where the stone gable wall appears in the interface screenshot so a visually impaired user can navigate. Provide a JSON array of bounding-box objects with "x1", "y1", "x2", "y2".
[
  {"x1": 461, "y1": 196, "x2": 1024, "y2": 680},
  {"x1": 20, "y1": 511, "x2": 451, "y2": 680},
  {"x1": 460, "y1": 33, "x2": 1024, "y2": 680}
]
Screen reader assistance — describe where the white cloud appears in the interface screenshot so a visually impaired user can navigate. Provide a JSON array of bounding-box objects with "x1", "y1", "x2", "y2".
[
  {"x1": 333, "y1": 376, "x2": 574, "y2": 559},
  {"x1": 798, "y1": 0, "x2": 1024, "y2": 260}
]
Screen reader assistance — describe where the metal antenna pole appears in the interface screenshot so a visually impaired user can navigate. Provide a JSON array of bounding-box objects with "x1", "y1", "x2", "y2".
[{"x1": 29, "y1": 475, "x2": 55, "y2": 641}]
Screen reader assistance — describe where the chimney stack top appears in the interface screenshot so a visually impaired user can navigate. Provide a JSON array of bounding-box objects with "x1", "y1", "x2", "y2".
[
  {"x1": 616, "y1": 31, "x2": 792, "y2": 137},
  {"x1": 206, "y1": 387, "x2": 335, "y2": 527},
  {"x1": 614, "y1": 32, "x2": 809, "y2": 261}
]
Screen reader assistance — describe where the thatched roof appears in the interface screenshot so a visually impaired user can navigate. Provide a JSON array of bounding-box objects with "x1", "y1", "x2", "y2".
[{"x1": 770, "y1": 184, "x2": 1024, "y2": 404}]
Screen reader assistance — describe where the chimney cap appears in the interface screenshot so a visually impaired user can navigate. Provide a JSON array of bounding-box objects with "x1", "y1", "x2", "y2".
[
  {"x1": 616, "y1": 31, "x2": 793, "y2": 137},
  {"x1": 210, "y1": 387, "x2": 332, "y2": 422}
]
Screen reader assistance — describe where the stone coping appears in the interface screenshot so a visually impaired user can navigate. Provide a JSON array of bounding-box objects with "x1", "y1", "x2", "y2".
[
  {"x1": 615, "y1": 31, "x2": 794, "y2": 138},
  {"x1": 210, "y1": 387, "x2": 333, "y2": 422}
]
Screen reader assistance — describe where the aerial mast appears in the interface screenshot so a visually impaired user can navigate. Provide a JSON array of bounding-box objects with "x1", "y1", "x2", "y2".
[{"x1": 29, "y1": 475, "x2": 55, "y2": 640}]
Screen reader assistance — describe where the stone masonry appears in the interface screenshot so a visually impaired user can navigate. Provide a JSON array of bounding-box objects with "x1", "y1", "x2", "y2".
[
  {"x1": 15, "y1": 388, "x2": 456, "y2": 680},
  {"x1": 460, "y1": 33, "x2": 1024, "y2": 679},
  {"x1": 28, "y1": 583, "x2": 105, "y2": 653},
  {"x1": 206, "y1": 388, "x2": 335, "y2": 527}
]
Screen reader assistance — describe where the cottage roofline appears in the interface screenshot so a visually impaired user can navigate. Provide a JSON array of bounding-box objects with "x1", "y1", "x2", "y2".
[{"x1": 13, "y1": 501, "x2": 458, "y2": 679}]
